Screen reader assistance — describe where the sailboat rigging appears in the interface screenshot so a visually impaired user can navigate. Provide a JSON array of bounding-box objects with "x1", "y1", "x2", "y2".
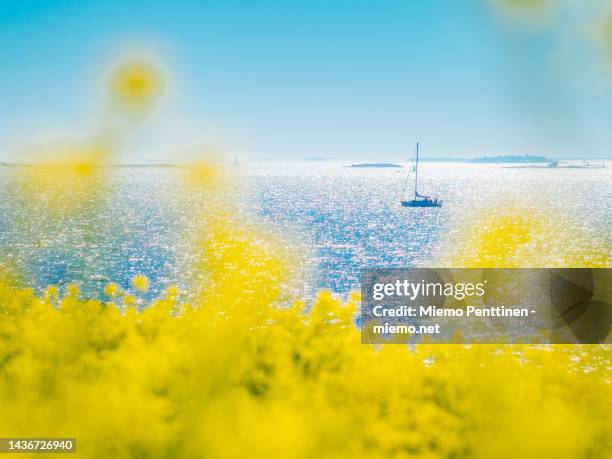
[{"x1": 400, "y1": 142, "x2": 442, "y2": 208}]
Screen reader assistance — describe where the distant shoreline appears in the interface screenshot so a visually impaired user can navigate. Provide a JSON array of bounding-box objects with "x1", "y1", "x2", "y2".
[{"x1": 1, "y1": 155, "x2": 610, "y2": 168}]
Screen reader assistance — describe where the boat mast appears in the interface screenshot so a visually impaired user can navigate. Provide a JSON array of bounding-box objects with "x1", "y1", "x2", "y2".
[{"x1": 414, "y1": 142, "x2": 419, "y2": 199}]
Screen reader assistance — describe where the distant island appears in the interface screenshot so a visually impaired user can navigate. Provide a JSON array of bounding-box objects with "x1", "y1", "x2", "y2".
[
  {"x1": 348, "y1": 162, "x2": 403, "y2": 168},
  {"x1": 504, "y1": 160, "x2": 606, "y2": 170},
  {"x1": 471, "y1": 155, "x2": 550, "y2": 164}
]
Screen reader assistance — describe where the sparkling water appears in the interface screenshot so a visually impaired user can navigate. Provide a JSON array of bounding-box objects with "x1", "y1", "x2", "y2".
[{"x1": 0, "y1": 160, "x2": 610, "y2": 300}]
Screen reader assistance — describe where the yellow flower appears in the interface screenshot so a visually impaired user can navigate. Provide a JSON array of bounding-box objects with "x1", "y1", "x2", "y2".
[
  {"x1": 131, "y1": 274, "x2": 149, "y2": 292},
  {"x1": 108, "y1": 59, "x2": 164, "y2": 115},
  {"x1": 44, "y1": 285, "x2": 59, "y2": 298},
  {"x1": 65, "y1": 283, "x2": 80, "y2": 297},
  {"x1": 165, "y1": 285, "x2": 180, "y2": 299},
  {"x1": 103, "y1": 282, "x2": 121, "y2": 297},
  {"x1": 122, "y1": 294, "x2": 138, "y2": 308}
]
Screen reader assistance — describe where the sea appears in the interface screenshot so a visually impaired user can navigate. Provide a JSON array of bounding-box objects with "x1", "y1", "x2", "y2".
[{"x1": 0, "y1": 160, "x2": 610, "y2": 302}]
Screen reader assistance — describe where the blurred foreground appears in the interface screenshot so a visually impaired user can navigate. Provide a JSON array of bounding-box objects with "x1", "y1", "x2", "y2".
[{"x1": 0, "y1": 164, "x2": 610, "y2": 459}]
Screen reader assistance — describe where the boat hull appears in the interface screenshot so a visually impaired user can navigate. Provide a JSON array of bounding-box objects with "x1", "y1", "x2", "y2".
[{"x1": 401, "y1": 200, "x2": 442, "y2": 208}]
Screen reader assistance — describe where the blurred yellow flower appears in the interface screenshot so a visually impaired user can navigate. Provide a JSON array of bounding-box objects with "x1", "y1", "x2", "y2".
[
  {"x1": 131, "y1": 274, "x2": 150, "y2": 292},
  {"x1": 109, "y1": 59, "x2": 164, "y2": 115},
  {"x1": 165, "y1": 285, "x2": 180, "y2": 299},
  {"x1": 122, "y1": 294, "x2": 138, "y2": 307},
  {"x1": 44, "y1": 285, "x2": 59, "y2": 298},
  {"x1": 104, "y1": 282, "x2": 121, "y2": 297},
  {"x1": 600, "y1": 14, "x2": 612, "y2": 66},
  {"x1": 65, "y1": 283, "x2": 80, "y2": 297}
]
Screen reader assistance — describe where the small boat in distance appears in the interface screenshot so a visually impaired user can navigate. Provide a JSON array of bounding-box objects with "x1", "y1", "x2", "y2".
[{"x1": 400, "y1": 142, "x2": 442, "y2": 208}]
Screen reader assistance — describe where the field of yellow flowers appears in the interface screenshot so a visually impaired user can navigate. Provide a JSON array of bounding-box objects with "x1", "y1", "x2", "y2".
[{"x1": 0, "y1": 161, "x2": 610, "y2": 458}]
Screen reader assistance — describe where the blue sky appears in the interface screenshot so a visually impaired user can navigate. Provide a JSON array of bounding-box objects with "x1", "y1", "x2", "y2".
[{"x1": 1, "y1": 0, "x2": 611, "y2": 160}]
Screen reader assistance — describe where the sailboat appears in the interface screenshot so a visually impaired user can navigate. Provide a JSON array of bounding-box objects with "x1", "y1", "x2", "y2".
[{"x1": 400, "y1": 142, "x2": 442, "y2": 208}]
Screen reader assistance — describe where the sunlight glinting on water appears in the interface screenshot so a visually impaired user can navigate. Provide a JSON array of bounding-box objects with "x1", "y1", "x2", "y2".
[{"x1": 1, "y1": 160, "x2": 609, "y2": 300}]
